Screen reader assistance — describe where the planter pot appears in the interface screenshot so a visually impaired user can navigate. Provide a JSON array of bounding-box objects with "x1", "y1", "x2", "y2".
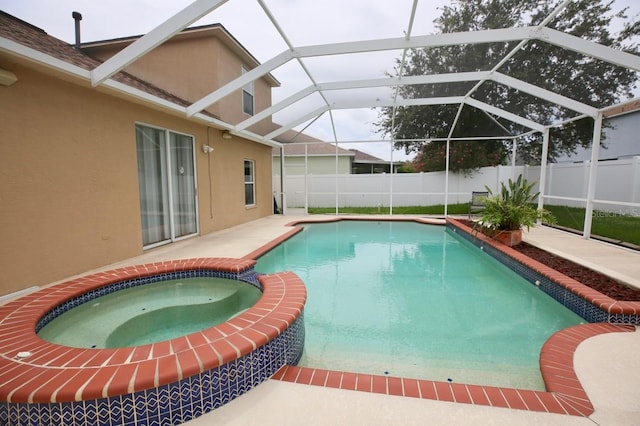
[{"x1": 492, "y1": 229, "x2": 522, "y2": 246}]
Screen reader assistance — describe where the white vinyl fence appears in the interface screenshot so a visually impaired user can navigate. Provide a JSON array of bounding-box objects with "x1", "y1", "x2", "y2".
[{"x1": 273, "y1": 156, "x2": 640, "y2": 215}]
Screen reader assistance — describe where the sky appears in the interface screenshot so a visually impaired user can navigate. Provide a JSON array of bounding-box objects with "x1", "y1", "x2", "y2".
[{"x1": 1, "y1": 0, "x2": 638, "y2": 161}]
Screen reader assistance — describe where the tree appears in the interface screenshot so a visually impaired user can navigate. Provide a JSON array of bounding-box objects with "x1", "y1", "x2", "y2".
[{"x1": 375, "y1": 0, "x2": 639, "y2": 173}]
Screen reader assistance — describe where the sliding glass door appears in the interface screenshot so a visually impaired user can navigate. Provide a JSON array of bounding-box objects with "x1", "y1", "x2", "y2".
[{"x1": 136, "y1": 124, "x2": 198, "y2": 248}]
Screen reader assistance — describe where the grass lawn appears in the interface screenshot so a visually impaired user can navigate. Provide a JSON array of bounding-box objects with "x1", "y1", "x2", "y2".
[
  {"x1": 305, "y1": 203, "x2": 640, "y2": 247},
  {"x1": 542, "y1": 205, "x2": 640, "y2": 247}
]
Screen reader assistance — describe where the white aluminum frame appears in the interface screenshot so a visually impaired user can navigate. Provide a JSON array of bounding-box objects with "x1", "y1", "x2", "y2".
[{"x1": 3, "y1": 0, "x2": 640, "y2": 239}]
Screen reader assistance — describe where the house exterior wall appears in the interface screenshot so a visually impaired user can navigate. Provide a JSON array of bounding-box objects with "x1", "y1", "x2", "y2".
[
  {"x1": 554, "y1": 112, "x2": 640, "y2": 162},
  {"x1": 273, "y1": 156, "x2": 352, "y2": 175},
  {"x1": 86, "y1": 32, "x2": 274, "y2": 135},
  {"x1": 0, "y1": 64, "x2": 272, "y2": 295}
]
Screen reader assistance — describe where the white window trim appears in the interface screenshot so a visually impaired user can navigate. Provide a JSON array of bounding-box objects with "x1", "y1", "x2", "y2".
[
  {"x1": 244, "y1": 159, "x2": 256, "y2": 207},
  {"x1": 242, "y1": 66, "x2": 254, "y2": 116}
]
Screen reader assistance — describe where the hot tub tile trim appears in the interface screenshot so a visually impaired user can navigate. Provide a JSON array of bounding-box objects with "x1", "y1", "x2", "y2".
[{"x1": 0, "y1": 258, "x2": 306, "y2": 425}]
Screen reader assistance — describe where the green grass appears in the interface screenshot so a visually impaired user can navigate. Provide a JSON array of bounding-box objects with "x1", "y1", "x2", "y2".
[
  {"x1": 542, "y1": 205, "x2": 640, "y2": 246},
  {"x1": 305, "y1": 203, "x2": 640, "y2": 247}
]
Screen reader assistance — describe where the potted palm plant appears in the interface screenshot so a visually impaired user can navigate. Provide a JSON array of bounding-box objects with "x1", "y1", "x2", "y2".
[{"x1": 476, "y1": 175, "x2": 555, "y2": 246}]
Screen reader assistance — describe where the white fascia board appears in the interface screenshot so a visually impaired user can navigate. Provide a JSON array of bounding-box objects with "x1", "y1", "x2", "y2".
[
  {"x1": 264, "y1": 106, "x2": 329, "y2": 140},
  {"x1": 101, "y1": 79, "x2": 188, "y2": 115},
  {"x1": 232, "y1": 129, "x2": 283, "y2": 148},
  {"x1": 293, "y1": 27, "x2": 534, "y2": 58},
  {"x1": 91, "y1": 0, "x2": 231, "y2": 86},
  {"x1": 465, "y1": 98, "x2": 545, "y2": 132},
  {"x1": 0, "y1": 37, "x2": 90, "y2": 79},
  {"x1": 192, "y1": 113, "x2": 234, "y2": 130},
  {"x1": 535, "y1": 27, "x2": 640, "y2": 72},
  {"x1": 236, "y1": 84, "x2": 318, "y2": 131},
  {"x1": 186, "y1": 50, "x2": 294, "y2": 117},
  {"x1": 491, "y1": 72, "x2": 598, "y2": 117}
]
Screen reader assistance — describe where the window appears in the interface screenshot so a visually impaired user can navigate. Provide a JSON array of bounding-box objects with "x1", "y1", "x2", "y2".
[
  {"x1": 242, "y1": 66, "x2": 254, "y2": 116},
  {"x1": 136, "y1": 124, "x2": 198, "y2": 248},
  {"x1": 244, "y1": 159, "x2": 255, "y2": 206}
]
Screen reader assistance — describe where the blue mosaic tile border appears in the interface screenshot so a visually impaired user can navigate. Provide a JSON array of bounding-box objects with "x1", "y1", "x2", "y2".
[
  {"x1": 446, "y1": 223, "x2": 639, "y2": 325},
  {"x1": 36, "y1": 268, "x2": 262, "y2": 333},
  {"x1": 0, "y1": 314, "x2": 305, "y2": 426}
]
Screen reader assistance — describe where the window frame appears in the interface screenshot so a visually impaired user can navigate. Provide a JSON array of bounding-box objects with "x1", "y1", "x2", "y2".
[
  {"x1": 244, "y1": 159, "x2": 256, "y2": 207},
  {"x1": 241, "y1": 66, "x2": 254, "y2": 116}
]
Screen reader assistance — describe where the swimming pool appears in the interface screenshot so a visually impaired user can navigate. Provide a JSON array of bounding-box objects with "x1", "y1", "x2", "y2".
[{"x1": 256, "y1": 220, "x2": 584, "y2": 390}]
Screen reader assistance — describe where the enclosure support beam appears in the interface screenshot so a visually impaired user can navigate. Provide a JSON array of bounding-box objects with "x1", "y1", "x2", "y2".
[
  {"x1": 583, "y1": 112, "x2": 604, "y2": 239},
  {"x1": 280, "y1": 147, "x2": 286, "y2": 215},
  {"x1": 304, "y1": 144, "x2": 308, "y2": 214},
  {"x1": 444, "y1": 104, "x2": 466, "y2": 216},
  {"x1": 537, "y1": 128, "x2": 550, "y2": 214},
  {"x1": 511, "y1": 140, "x2": 517, "y2": 180}
]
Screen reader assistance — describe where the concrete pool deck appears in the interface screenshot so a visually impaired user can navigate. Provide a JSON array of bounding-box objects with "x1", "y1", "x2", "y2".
[{"x1": 30, "y1": 214, "x2": 640, "y2": 425}]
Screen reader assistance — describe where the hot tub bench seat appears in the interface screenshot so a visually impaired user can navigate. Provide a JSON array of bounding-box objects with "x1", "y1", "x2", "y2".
[{"x1": 0, "y1": 258, "x2": 306, "y2": 426}]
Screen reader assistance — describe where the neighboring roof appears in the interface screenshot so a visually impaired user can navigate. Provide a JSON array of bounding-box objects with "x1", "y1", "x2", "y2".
[
  {"x1": 604, "y1": 99, "x2": 640, "y2": 118},
  {"x1": 81, "y1": 23, "x2": 280, "y2": 88},
  {"x1": 349, "y1": 149, "x2": 401, "y2": 164},
  {"x1": 0, "y1": 11, "x2": 198, "y2": 111},
  {"x1": 268, "y1": 123, "x2": 353, "y2": 157},
  {"x1": 271, "y1": 127, "x2": 325, "y2": 144}
]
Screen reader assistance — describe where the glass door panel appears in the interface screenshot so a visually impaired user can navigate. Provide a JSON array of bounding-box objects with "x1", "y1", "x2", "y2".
[
  {"x1": 169, "y1": 133, "x2": 197, "y2": 238},
  {"x1": 136, "y1": 125, "x2": 198, "y2": 248},
  {"x1": 136, "y1": 126, "x2": 170, "y2": 246}
]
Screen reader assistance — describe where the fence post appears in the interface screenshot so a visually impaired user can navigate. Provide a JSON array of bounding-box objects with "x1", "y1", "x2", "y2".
[
  {"x1": 583, "y1": 112, "x2": 603, "y2": 239},
  {"x1": 582, "y1": 160, "x2": 590, "y2": 202},
  {"x1": 631, "y1": 156, "x2": 640, "y2": 204},
  {"x1": 537, "y1": 128, "x2": 550, "y2": 212}
]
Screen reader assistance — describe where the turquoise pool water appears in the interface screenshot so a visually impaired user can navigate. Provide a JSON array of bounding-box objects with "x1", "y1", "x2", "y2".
[
  {"x1": 256, "y1": 221, "x2": 584, "y2": 390},
  {"x1": 38, "y1": 277, "x2": 262, "y2": 348}
]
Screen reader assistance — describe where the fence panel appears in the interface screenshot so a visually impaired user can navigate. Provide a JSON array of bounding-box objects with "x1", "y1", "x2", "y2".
[{"x1": 274, "y1": 157, "x2": 640, "y2": 211}]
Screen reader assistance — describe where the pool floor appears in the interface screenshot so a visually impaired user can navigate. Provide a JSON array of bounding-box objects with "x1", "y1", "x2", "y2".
[
  {"x1": 244, "y1": 216, "x2": 639, "y2": 418},
  {"x1": 256, "y1": 220, "x2": 584, "y2": 390},
  {"x1": 272, "y1": 322, "x2": 634, "y2": 416}
]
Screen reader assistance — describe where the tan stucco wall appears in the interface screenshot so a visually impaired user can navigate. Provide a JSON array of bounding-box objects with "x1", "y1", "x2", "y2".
[
  {"x1": 87, "y1": 34, "x2": 274, "y2": 134},
  {"x1": 0, "y1": 64, "x2": 272, "y2": 296}
]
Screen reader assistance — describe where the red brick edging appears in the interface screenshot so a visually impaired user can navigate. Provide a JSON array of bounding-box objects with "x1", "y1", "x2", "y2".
[
  {"x1": 273, "y1": 322, "x2": 633, "y2": 415},
  {"x1": 261, "y1": 217, "x2": 636, "y2": 416}
]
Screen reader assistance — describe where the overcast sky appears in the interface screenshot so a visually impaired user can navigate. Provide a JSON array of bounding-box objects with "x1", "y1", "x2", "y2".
[{"x1": 2, "y1": 0, "x2": 638, "y2": 161}]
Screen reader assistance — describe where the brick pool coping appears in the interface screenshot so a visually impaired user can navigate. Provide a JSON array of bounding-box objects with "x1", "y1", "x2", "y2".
[
  {"x1": 248, "y1": 216, "x2": 635, "y2": 416},
  {"x1": 1, "y1": 218, "x2": 635, "y2": 419},
  {"x1": 0, "y1": 258, "x2": 306, "y2": 405}
]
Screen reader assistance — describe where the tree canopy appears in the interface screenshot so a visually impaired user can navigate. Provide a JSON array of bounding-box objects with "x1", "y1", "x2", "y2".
[{"x1": 375, "y1": 0, "x2": 639, "y2": 174}]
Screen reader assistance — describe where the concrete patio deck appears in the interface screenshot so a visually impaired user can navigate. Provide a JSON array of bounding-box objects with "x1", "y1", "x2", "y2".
[{"x1": 37, "y1": 214, "x2": 640, "y2": 425}]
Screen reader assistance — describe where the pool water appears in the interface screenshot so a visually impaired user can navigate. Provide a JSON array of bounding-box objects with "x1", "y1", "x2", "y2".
[
  {"x1": 256, "y1": 221, "x2": 584, "y2": 390},
  {"x1": 37, "y1": 277, "x2": 262, "y2": 348}
]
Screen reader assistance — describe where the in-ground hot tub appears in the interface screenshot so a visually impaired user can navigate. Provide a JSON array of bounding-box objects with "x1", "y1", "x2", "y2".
[
  {"x1": 38, "y1": 276, "x2": 263, "y2": 349},
  {"x1": 0, "y1": 258, "x2": 306, "y2": 425}
]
